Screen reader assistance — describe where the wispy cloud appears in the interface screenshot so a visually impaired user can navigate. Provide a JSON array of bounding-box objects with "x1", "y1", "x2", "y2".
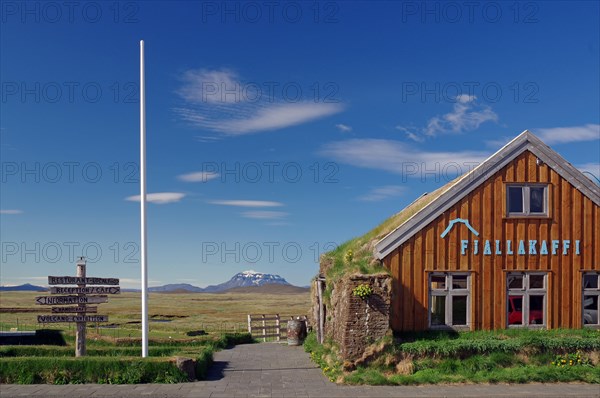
[
  {"x1": 0, "y1": 209, "x2": 23, "y2": 214},
  {"x1": 358, "y1": 185, "x2": 406, "y2": 202},
  {"x1": 177, "y1": 69, "x2": 241, "y2": 104},
  {"x1": 536, "y1": 124, "x2": 600, "y2": 144},
  {"x1": 395, "y1": 125, "x2": 424, "y2": 142},
  {"x1": 241, "y1": 211, "x2": 288, "y2": 220},
  {"x1": 126, "y1": 192, "x2": 185, "y2": 204},
  {"x1": 398, "y1": 96, "x2": 498, "y2": 142},
  {"x1": 577, "y1": 162, "x2": 600, "y2": 177},
  {"x1": 320, "y1": 139, "x2": 487, "y2": 177},
  {"x1": 335, "y1": 123, "x2": 352, "y2": 132},
  {"x1": 178, "y1": 171, "x2": 219, "y2": 182},
  {"x1": 425, "y1": 95, "x2": 498, "y2": 136},
  {"x1": 174, "y1": 68, "x2": 343, "y2": 135},
  {"x1": 208, "y1": 200, "x2": 283, "y2": 207},
  {"x1": 176, "y1": 102, "x2": 343, "y2": 135}
]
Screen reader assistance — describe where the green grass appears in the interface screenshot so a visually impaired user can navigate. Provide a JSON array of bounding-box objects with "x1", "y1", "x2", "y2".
[
  {"x1": 304, "y1": 330, "x2": 600, "y2": 385},
  {"x1": 0, "y1": 356, "x2": 190, "y2": 384},
  {"x1": 319, "y1": 183, "x2": 452, "y2": 294},
  {"x1": 395, "y1": 328, "x2": 600, "y2": 358},
  {"x1": 0, "y1": 290, "x2": 310, "y2": 340},
  {"x1": 346, "y1": 364, "x2": 600, "y2": 385},
  {"x1": 0, "y1": 332, "x2": 253, "y2": 384}
]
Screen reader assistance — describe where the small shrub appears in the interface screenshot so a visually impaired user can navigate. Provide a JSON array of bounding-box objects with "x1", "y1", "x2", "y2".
[
  {"x1": 352, "y1": 284, "x2": 373, "y2": 300},
  {"x1": 551, "y1": 351, "x2": 592, "y2": 368},
  {"x1": 344, "y1": 250, "x2": 354, "y2": 264}
]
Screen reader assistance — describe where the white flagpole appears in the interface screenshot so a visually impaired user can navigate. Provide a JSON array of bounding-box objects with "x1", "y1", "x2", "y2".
[{"x1": 140, "y1": 39, "x2": 149, "y2": 358}]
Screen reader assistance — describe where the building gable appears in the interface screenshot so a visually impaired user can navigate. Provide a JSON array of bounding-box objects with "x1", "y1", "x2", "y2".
[{"x1": 375, "y1": 130, "x2": 600, "y2": 260}]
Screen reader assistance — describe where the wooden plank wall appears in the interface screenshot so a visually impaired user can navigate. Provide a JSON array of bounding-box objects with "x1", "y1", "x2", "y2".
[{"x1": 383, "y1": 151, "x2": 600, "y2": 331}]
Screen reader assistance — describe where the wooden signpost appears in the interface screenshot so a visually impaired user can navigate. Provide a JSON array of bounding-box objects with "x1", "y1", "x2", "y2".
[
  {"x1": 50, "y1": 286, "x2": 120, "y2": 295},
  {"x1": 35, "y1": 295, "x2": 108, "y2": 305},
  {"x1": 51, "y1": 306, "x2": 98, "y2": 314},
  {"x1": 35, "y1": 257, "x2": 119, "y2": 357}
]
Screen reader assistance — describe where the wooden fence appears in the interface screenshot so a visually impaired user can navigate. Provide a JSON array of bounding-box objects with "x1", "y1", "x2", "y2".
[{"x1": 247, "y1": 314, "x2": 308, "y2": 342}]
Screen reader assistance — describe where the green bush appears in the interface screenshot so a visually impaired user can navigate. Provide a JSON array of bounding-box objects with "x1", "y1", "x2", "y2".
[
  {"x1": 0, "y1": 332, "x2": 253, "y2": 384},
  {"x1": 0, "y1": 357, "x2": 188, "y2": 384},
  {"x1": 305, "y1": 329, "x2": 600, "y2": 385}
]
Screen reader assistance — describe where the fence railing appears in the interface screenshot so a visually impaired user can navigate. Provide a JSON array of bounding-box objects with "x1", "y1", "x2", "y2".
[{"x1": 247, "y1": 314, "x2": 308, "y2": 342}]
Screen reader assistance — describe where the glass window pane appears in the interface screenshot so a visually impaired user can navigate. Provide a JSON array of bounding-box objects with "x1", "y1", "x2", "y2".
[
  {"x1": 529, "y1": 187, "x2": 545, "y2": 213},
  {"x1": 452, "y1": 275, "x2": 468, "y2": 290},
  {"x1": 431, "y1": 275, "x2": 446, "y2": 290},
  {"x1": 508, "y1": 295, "x2": 523, "y2": 325},
  {"x1": 507, "y1": 274, "x2": 523, "y2": 290},
  {"x1": 529, "y1": 295, "x2": 545, "y2": 325},
  {"x1": 431, "y1": 296, "x2": 446, "y2": 326},
  {"x1": 508, "y1": 187, "x2": 523, "y2": 213},
  {"x1": 452, "y1": 295, "x2": 468, "y2": 326},
  {"x1": 583, "y1": 274, "x2": 599, "y2": 289},
  {"x1": 583, "y1": 295, "x2": 599, "y2": 325},
  {"x1": 529, "y1": 274, "x2": 545, "y2": 289}
]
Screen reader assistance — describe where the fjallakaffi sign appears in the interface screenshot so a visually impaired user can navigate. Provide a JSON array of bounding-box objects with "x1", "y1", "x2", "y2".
[{"x1": 441, "y1": 218, "x2": 582, "y2": 256}]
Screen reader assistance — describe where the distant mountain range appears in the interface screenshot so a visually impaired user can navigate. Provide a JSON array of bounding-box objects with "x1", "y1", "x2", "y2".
[
  {"x1": 0, "y1": 271, "x2": 305, "y2": 294},
  {"x1": 0, "y1": 283, "x2": 47, "y2": 292},
  {"x1": 149, "y1": 270, "x2": 292, "y2": 293}
]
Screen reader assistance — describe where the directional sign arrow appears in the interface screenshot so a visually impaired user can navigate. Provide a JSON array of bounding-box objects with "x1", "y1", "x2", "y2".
[
  {"x1": 50, "y1": 287, "x2": 120, "y2": 295},
  {"x1": 35, "y1": 295, "x2": 109, "y2": 305},
  {"x1": 51, "y1": 306, "x2": 98, "y2": 314},
  {"x1": 37, "y1": 315, "x2": 108, "y2": 323},
  {"x1": 48, "y1": 276, "x2": 119, "y2": 285}
]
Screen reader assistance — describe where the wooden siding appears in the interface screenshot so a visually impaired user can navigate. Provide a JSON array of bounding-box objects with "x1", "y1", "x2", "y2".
[{"x1": 382, "y1": 151, "x2": 600, "y2": 331}]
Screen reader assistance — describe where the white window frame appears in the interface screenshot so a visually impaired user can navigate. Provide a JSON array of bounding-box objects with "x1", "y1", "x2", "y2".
[
  {"x1": 506, "y1": 184, "x2": 548, "y2": 217},
  {"x1": 506, "y1": 272, "x2": 547, "y2": 329},
  {"x1": 582, "y1": 272, "x2": 600, "y2": 328},
  {"x1": 428, "y1": 273, "x2": 471, "y2": 330}
]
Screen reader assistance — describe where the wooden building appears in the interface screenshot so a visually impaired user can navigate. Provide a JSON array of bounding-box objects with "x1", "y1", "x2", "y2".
[{"x1": 375, "y1": 130, "x2": 600, "y2": 331}]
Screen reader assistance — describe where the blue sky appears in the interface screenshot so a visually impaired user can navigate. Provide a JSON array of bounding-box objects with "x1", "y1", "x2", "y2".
[{"x1": 1, "y1": 1, "x2": 599, "y2": 288}]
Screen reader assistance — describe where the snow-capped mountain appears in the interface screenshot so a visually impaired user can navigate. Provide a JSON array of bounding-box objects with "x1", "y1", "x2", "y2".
[
  {"x1": 202, "y1": 270, "x2": 290, "y2": 292},
  {"x1": 147, "y1": 270, "x2": 292, "y2": 293}
]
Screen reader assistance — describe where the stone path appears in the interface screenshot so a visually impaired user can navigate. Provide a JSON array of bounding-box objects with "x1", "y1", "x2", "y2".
[{"x1": 1, "y1": 343, "x2": 598, "y2": 397}]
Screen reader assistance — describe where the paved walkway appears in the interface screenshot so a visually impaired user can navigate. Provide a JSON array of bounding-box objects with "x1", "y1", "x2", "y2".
[{"x1": 1, "y1": 343, "x2": 599, "y2": 397}]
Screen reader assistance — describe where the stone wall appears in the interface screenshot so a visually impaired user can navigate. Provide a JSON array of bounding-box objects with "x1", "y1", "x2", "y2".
[{"x1": 314, "y1": 273, "x2": 391, "y2": 361}]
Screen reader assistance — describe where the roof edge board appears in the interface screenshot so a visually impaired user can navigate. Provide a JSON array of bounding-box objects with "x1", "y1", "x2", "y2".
[
  {"x1": 375, "y1": 130, "x2": 600, "y2": 260},
  {"x1": 375, "y1": 141, "x2": 528, "y2": 259}
]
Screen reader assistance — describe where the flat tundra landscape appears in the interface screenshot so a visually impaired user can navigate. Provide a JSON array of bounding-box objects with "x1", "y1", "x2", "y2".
[{"x1": 0, "y1": 289, "x2": 311, "y2": 338}]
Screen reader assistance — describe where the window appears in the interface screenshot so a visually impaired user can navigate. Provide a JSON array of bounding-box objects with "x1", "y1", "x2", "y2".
[
  {"x1": 507, "y1": 272, "x2": 547, "y2": 327},
  {"x1": 583, "y1": 272, "x2": 600, "y2": 327},
  {"x1": 506, "y1": 184, "x2": 548, "y2": 217},
  {"x1": 429, "y1": 273, "x2": 470, "y2": 329}
]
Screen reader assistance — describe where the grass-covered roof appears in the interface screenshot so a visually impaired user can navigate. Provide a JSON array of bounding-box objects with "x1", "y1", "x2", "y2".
[{"x1": 320, "y1": 179, "x2": 457, "y2": 283}]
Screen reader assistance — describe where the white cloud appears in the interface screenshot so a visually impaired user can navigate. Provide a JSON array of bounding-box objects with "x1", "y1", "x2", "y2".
[
  {"x1": 209, "y1": 200, "x2": 283, "y2": 207},
  {"x1": 395, "y1": 96, "x2": 497, "y2": 142},
  {"x1": 195, "y1": 135, "x2": 222, "y2": 143},
  {"x1": 126, "y1": 192, "x2": 185, "y2": 204},
  {"x1": 456, "y1": 94, "x2": 476, "y2": 104},
  {"x1": 175, "y1": 68, "x2": 344, "y2": 135},
  {"x1": 358, "y1": 185, "x2": 407, "y2": 202},
  {"x1": 396, "y1": 126, "x2": 424, "y2": 142},
  {"x1": 178, "y1": 171, "x2": 219, "y2": 182},
  {"x1": 577, "y1": 162, "x2": 600, "y2": 177},
  {"x1": 536, "y1": 124, "x2": 600, "y2": 144},
  {"x1": 320, "y1": 139, "x2": 487, "y2": 177},
  {"x1": 241, "y1": 211, "x2": 288, "y2": 220},
  {"x1": 176, "y1": 102, "x2": 343, "y2": 135},
  {"x1": 177, "y1": 69, "x2": 241, "y2": 104},
  {"x1": 217, "y1": 103, "x2": 342, "y2": 135},
  {"x1": 0, "y1": 209, "x2": 23, "y2": 214},
  {"x1": 335, "y1": 123, "x2": 352, "y2": 132},
  {"x1": 425, "y1": 96, "x2": 498, "y2": 136}
]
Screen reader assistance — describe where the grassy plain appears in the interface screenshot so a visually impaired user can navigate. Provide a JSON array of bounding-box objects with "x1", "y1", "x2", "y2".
[{"x1": 0, "y1": 291, "x2": 311, "y2": 339}]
